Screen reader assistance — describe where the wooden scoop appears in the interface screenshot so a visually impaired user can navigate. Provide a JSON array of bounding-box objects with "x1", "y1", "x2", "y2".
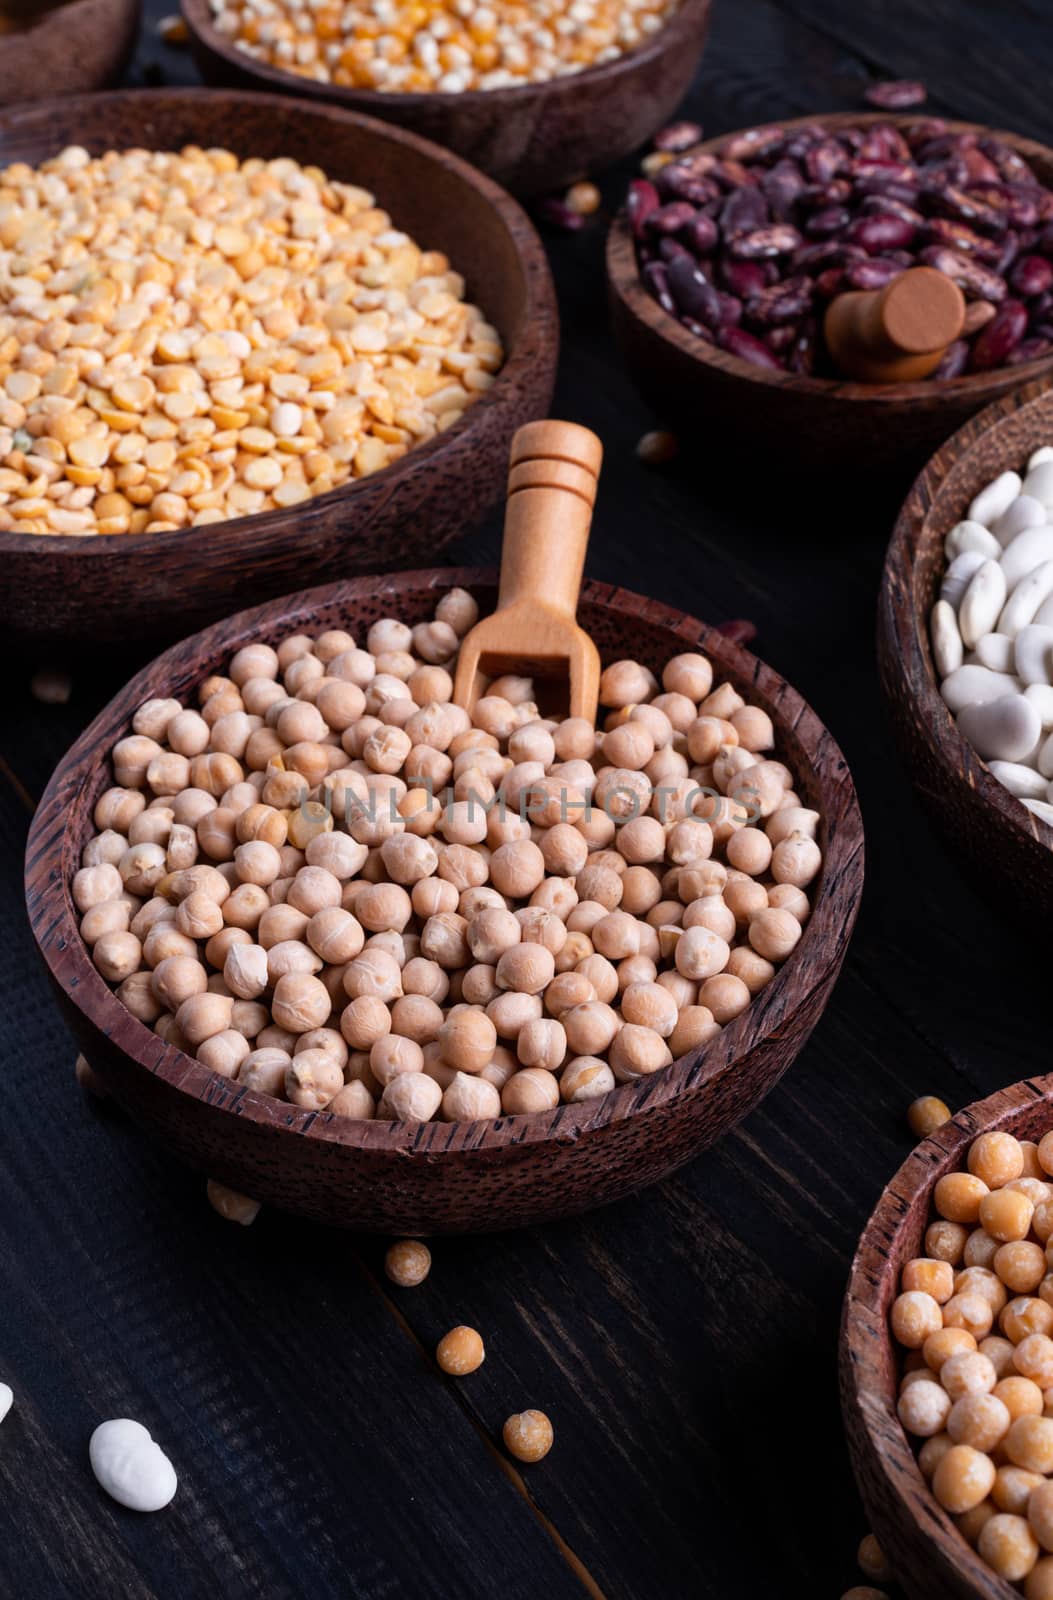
[
  {"x1": 824, "y1": 266, "x2": 966, "y2": 383},
  {"x1": 453, "y1": 420, "x2": 603, "y2": 724}
]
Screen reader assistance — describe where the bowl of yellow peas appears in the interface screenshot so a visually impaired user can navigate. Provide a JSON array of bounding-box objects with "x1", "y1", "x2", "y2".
[
  {"x1": 0, "y1": 87, "x2": 557, "y2": 644},
  {"x1": 181, "y1": 0, "x2": 713, "y2": 194}
]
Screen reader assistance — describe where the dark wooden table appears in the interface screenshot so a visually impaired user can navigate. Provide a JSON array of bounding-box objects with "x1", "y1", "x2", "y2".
[{"x1": 3, "y1": 3, "x2": 1051, "y2": 1596}]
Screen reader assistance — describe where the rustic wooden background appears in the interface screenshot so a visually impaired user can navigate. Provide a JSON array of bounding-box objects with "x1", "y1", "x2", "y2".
[{"x1": 2, "y1": 1, "x2": 1050, "y2": 1595}]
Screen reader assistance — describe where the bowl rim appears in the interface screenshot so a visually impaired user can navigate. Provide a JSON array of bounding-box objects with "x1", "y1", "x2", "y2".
[
  {"x1": 0, "y1": 85, "x2": 556, "y2": 560},
  {"x1": 606, "y1": 110, "x2": 1053, "y2": 403},
  {"x1": 180, "y1": 0, "x2": 712, "y2": 113},
  {"x1": 25, "y1": 566, "x2": 865, "y2": 1160},
  {"x1": 841, "y1": 1074, "x2": 1053, "y2": 1600},
  {"x1": 881, "y1": 374, "x2": 1053, "y2": 855}
]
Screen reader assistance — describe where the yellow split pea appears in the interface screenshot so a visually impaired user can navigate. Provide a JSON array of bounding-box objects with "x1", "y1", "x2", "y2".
[{"x1": 0, "y1": 145, "x2": 501, "y2": 538}]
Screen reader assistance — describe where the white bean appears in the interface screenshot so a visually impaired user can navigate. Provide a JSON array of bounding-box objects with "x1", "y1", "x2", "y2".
[
  {"x1": 972, "y1": 633, "x2": 1015, "y2": 673},
  {"x1": 957, "y1": 694, "x2": 1042, "y2": 763},
  {"x1": 1028, "y1": 447, "x2": 1053, "y2": 473},
  {"x1": 992, "y1": 494, "x2": 1046, "y2": 547},
  {"x1": 1024, "y1": 461, "x2": 1053, "y2": 507},
  {"x1": 89, "y1": 1419, "x2": 178, "y2": 1512},
  {"x1": 0, "y1": 1384, "x2": 11, "y2": 1424},
  {"x1": 1025, "y1": 683, "x2": 1053, "y2": 729},
  {"x1": 940, "y1": 664, "x2": 1019, "y2": 714},
  {"x1": 1015, "y1": 624, "x2": 1053, "y2": 686},
  {"x1": 1039, "y1": 729, "x2": 1053, "y2": 780},
  {"x1": 941, "y1": 550, "x2": 986, "y2": 609},
  {"x1": 1023, "y1": 796, "x2": 1053, "y2": 827},
  {"x1": 944, "y1": 521, "x2": 1001, "y2": 562},
  {"x1": 1000, "y1": 526, "x2": 1053, "y2": 591},
  {"x1": 968, "y1": 471, "x2": 1021, "y2": 528},
  {"x1": 998, "y1": 560, "x2": 1053, "y2": 637},
  {"x1": 930, "y1": 601, "x2": 963, "y2": 678},
  {"x1": 959, "y1": 560, "x2": 1006, "y2": 647},
  {"x1": 988, "y1": 761, "x2": 1048, "y2": 800}
]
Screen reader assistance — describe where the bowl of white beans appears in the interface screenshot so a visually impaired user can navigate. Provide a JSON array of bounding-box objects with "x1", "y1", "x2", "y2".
[
  {"x1": 879, "y1": 376, "x2": 1053, "y2": 929},
  {"x1": 26, "y1": 568, "x2": 863, "y2": 1233},
  {"x1": 0, "y1": 88, "x2": 556, "y2": 644}
]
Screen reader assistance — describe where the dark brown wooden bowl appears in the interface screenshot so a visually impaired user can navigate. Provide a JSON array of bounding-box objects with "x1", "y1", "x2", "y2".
[
  {"x1": 878, "y1": 377, "x2": 1053, "y2": 926},
  {"x1": 181, "y1": 0, "x2": 712, "y2": 196},
  {"x1": 25, "y1": 569, "x2": 864, "y2": 1235},
  {"x1": 841, "y1": 1076, "x2": 1053, "y2": 1600},
  {"x1": 0, "y1": 0, "x2": 139, "y2": 105},
  {"x1": 607, "y1": 114, "x2": 1053, "y2": 476},
  {"x1": 0, "y1": 89, "x2": 557, "y2": 647}
]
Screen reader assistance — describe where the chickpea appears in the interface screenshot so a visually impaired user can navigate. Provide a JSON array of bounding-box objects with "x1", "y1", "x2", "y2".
[
  {"x1": 197, "y1": 1029, "x2": 251, "y2": 1079},
  {"x1": 271, "y1": 972, "x2": 331, "y2": 1033},
  {"x1": 502, "y1": 1068, "x2": 560, "y2": 1114},
  {"x1": 439, "y1": 1009, "x2": 497, "y2": 1074},
  {"x1": 503, "y1": 1410, "x2": 554, "y2": 1464},
  {"x1": 609, "y1": 1024, "x2": 672, "y2": 1083},
  {"x1": 285, "y1": 1050, "x2": 343, "y2": 1110},
  {"x1": 176, "y1": 992, "x2": 234, "y2": 1047},
  {"x1": 371, "y1": 1034, "x2": 425, "y2": 1087},
  {"x1": 517, "y1": 1019, "x2": 566, "y2": 1072},
  {"x1": 380, "y1": 1073, "x2": 443, "y2": 1123}
]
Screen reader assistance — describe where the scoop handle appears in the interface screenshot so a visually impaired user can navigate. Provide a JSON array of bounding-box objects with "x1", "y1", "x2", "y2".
[
  {"x1": 824, "y1": 266, "x2": 966, "y2": 382},
  {"x1": 497, "y1": 421, "x2": 603, "y2": 617}
]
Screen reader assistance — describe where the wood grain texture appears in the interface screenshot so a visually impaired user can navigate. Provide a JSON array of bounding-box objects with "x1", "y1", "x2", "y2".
[
  {"x1": 878, "y1": 377, "x2": 1053, "y2": 928},
  {"x1": 25, "y1": 569, "x2": 863, "y2": 1234},
  {"x1": 606, "y1": 114, "x2": 1053, "y2": 475},
  {"x1": 841, "y1": 1076, "x2": 1053, "y2": 1600},
  {"x1": 0, "y1": 88, "x2": 557, "y2": 647},
  {"x1": 0, "y1": 0, "x2": 140, "y2": 105},
  {"x1": 180, "y1": 0, "x2": 713, "y2": 196}
]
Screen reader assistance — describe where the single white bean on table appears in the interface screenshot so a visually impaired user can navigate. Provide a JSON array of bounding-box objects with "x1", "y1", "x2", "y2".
[
  {"x1": 89, "y1": 1419, "x2": 178, "y2": 1512},
  {"x1": 72, "y1": 590, "x2": 824, "y2": 1126},
  {"x1": 932, "y1": 445, "x2": 1053, "y2": 833}
]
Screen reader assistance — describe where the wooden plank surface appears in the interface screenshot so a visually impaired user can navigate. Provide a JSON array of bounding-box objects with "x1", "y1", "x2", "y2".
[{"x1": 3, "y1": 1, "x2": 1051, "y2": 1596}]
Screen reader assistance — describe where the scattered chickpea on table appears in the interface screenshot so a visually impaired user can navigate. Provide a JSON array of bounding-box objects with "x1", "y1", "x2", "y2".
[{"x1": 0, "y1": 145, "x2": 501, "y2": 537}]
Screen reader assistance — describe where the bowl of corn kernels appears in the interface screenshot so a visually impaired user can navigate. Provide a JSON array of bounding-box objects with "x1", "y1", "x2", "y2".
[
  {"x1": 26, "y1": 567, "x2": 863, "y2": 1234},
  {"x1": 843, "y1": 1081, "x2": 1053, "y2": 1600},
  {"x1": 0, "y1": 88, "x2": 557, "y2": 644},
  {"x1": 181, "y1": 0, "x2": 713, "y2": 195}
]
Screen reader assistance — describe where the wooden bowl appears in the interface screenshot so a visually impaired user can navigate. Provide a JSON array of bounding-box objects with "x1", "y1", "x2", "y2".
[
  {"x1": 0, "y1": 0, "x2": 139, "y2": 105},
  {"x1": 607, "y1": 113, "x2": 1053, "y2": 476},
  {"x1": 25, "y1": 569, "x2": 864, "y2": 1235},
  {"x1": 878, "y1": 377, "x2": 1053, "y2": 927},
  {"x1": 841, "y1": 1076, "x2": 1053, "y2": 1600},
  {"x1": 0, "y1": 89, "x2": 557, "y2": 647},
  {"x1": 181, "y1": 0, "x2": 712, "y2": 196}
]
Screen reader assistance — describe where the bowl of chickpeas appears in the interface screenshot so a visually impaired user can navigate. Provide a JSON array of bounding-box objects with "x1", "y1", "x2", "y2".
[
  {"x1": 0, "y1": 88, "x2": 556, "y2": 644},
  {"x1": 181, "y1": 0, "x2": 713, "y2": 195},
  {"x1": 26, "y1": 567, "x2": 863, "y2": 1234},
  {"x1": 842, "y1": 1080, "x2": 1053, "y2": 1600}
]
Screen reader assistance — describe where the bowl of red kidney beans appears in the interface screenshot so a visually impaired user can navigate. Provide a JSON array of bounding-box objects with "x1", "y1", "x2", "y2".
[{"x1": 606, "y1": 113, "x2": 1053, "y2": 473}]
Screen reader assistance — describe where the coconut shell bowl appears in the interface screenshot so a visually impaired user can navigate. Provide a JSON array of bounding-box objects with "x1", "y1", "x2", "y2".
[
  {"x1": 180, "y1": 0, "x2": 712, "y2": 196},
  {"x1": 878, "y1": 377, "x2": 1053, "y2": 928},
  {"x1": 606, "y1": 114, "x2": 1053, "y2": 475},
  {"x1": 0, "y1": 89, "x2": 557, "y2": 647},
  {"x1": 25, "y1": 570, "x2": 864, "y2": 1235},
  {"x1": 842, "y1": 1076, "x2": 1053, "y2": 1600},
  {"x1": 0, "y1": 0, "x2": 139, "y2": 106}
]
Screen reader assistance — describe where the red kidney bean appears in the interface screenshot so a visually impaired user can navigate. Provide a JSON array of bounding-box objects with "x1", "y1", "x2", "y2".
[
  {"x1": 968, "y1": 299, "x2": 1028, "y2": 370},
  {"x1": 667, "y1": 256, "x2": 723, "y2": 327},
  {"x1": 846, "y1": 213, "x2": 916, "y2": 252},
  {"x1": 919, "y1": 245, "x2": 1008, "y2": 301},
  {"x1": 864, "y1": 79, "x2": 927, "y2": 109},
  {"x1": 962, "y1": 299, "x2": 997, "y2": 335},
  {"x1": 729, "y1": 225, "x2": 803, "y2": 259},
  {"x1": 844, "y1": 257, "x2": 907, "y2": 290},
  {"x1": 646, "y1": 201, "x2": 698, "y2": 235},
  {"x1": 719, "y1": 187, "x2": 769, "y2": 237},
  {"x1": 627, "y1": 178, "x2": 660, "y2": 238},
  {"x1": 654, "y1": 121, "x2": 704, "y2": 152},
  {"x1": 717, "y1": 326, "x2": 785, "y2": 369},
  {"x1": 804, "y1": 205, "x2": 852, "y2": 239},
  {"x1": 1007, "y1": 337, "x2": 1053, "y2": 365},
  {"x1": 719, "y1": 258, "x2": 770, "y2": 297},
  {"x1": 537, "y1": 198, "x2": 585, "y2": 232},
  {"x1": 1010, "y1": 254, "x2": 1053, "y2": 297},
  {"x1": 715, "y1": 618, "x2": 759, "y2": 645},
  {"x1": 681, "y1": 317, "x2": 716, "y2": 344},
  {"x1": 931, "y1": 340, "x2": 970, "y2": 378},
  {"x1": 630, "y1": 117, "x2": 1053, "y2": 380}
]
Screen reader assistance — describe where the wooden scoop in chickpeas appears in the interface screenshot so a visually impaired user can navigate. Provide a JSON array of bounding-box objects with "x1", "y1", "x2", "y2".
[{"x1": 453, "y1": 420, "x2": 602, "y2": 725}]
